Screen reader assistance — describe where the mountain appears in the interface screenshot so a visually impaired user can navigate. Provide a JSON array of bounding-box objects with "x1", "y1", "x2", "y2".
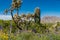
[{"x1": 41, "y1": 16, "x2": 60, "y2": 23}]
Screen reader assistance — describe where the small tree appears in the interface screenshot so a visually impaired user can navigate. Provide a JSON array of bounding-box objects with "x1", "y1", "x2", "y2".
[
  {"x1": 34, "y1": 7, "x2": 40, "y2": 24},
  {"x1": 4, "y1": 0, "x2": 22, "y2": 30}
]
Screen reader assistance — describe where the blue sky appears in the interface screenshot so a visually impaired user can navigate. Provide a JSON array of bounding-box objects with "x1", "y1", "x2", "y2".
[
  {"x1": 40, "y1": 0, "x2": 60, "y2": 17},
  {"x1": 0, "y1": 0, "x2": 60, "y2": 20},
  {"x1": 0, "y1": 0, "x2": 40, "y2": 14}
]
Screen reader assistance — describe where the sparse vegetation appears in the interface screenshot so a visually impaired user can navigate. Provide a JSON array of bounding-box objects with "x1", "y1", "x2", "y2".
[{"x1": 0, "y1": 0, "x2": 60, "y2": 40}]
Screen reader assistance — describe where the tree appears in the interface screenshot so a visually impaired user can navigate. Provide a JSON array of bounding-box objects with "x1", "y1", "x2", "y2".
[
  {"x1": 21, "y1": 14, "x2": 26, "y2": 18},
  {"x1": 4, "y1": 9, "x2": 8, "y2": 15},
  {"x1": 26, "y1": 13, "x2": 32, "y2": 19},
  {"x1": 4, "y1": 0, "x2": 22, "y2": 30},
  {"x1": 12, "y1": 0, "x2": 22, "y2": 15},
  {"x1": 25, "y1": 13, "x2": 32, "y2": 30},
  {"x1": 34, "y1": 7, "x2": 40, "y2": 24}
]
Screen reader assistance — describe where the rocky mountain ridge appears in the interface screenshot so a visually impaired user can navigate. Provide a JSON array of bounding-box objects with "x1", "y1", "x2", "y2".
[{"x1": 41, "y1": 16, "x2": 60, "y2": 23}]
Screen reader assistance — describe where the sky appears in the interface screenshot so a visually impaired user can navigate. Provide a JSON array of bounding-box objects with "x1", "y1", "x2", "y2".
[
  {"x1": 0, "y1": 0, "x2": 60, "y2": 20},
  {"x1": 40, "y1": 0, "x2": 60, "y2": 17}
]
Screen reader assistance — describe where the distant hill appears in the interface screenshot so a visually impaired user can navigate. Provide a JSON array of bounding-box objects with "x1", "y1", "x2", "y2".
[{"x1": 41, "y1": 16, "x2": 60, "y2": 23}]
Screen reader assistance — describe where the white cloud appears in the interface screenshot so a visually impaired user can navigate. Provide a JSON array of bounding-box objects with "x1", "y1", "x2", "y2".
[{"x1": 0, "y1": 15, "x2": 12, "y2": 20}]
